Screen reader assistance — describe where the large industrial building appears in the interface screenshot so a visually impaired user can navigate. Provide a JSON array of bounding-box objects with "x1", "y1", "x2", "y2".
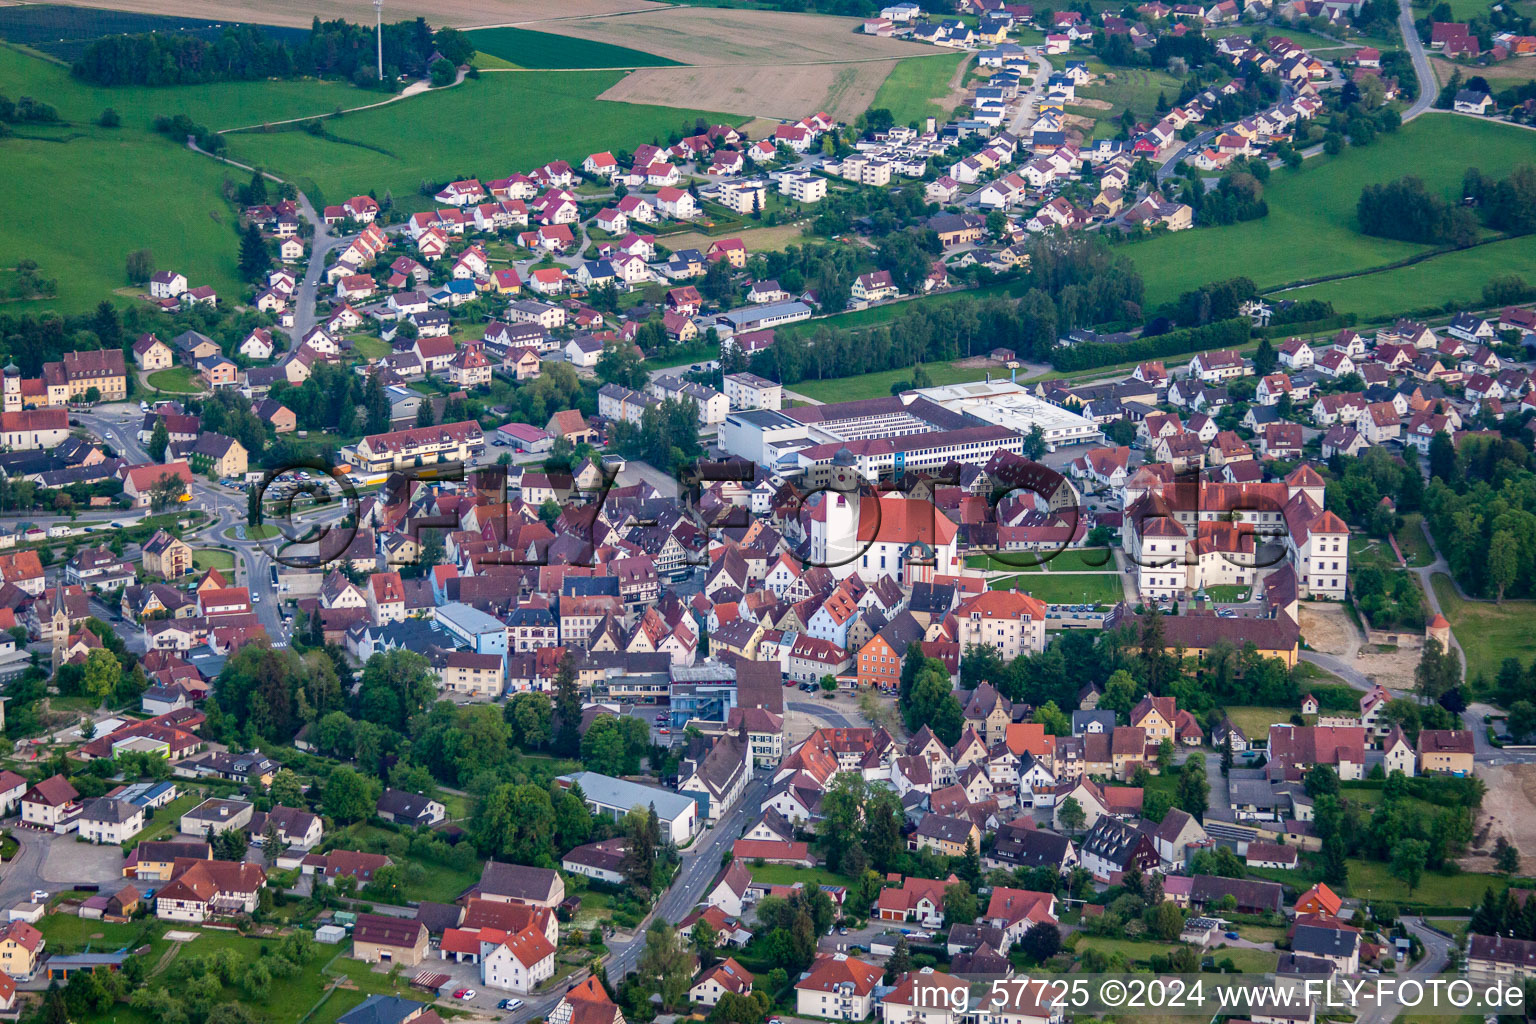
[{"x1": 717, "y1": 384, "x2": 1099, "y2": 479}]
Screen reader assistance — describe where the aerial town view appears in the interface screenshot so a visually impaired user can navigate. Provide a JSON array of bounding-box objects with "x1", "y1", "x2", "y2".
[{"x1": 0, "y1": 0, "x2": 1534, "y2": 1021}]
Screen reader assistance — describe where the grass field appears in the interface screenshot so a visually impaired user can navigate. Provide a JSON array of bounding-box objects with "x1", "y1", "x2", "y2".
[
  {"x1": 1129, "y1": 117, "x2": 1536, "y2": 308},
  {"x1": 1221, "y1": 705, "x2": 1293, "y2": 738},
  {"x1": 780, "y1": 277, "x2": 1028, "y2": 338},
  {"x1": 1042, "y1": 547, "x2": 1115, "y2": 571},
  {"x1": 0, "y1": 45, "x2": 356, "y2": 313},
  {"x1": 1075, "y1": 60, "x2": 1183, "y2": 122},
  {"x1": 194, "y1": 548, "x2": 236, "y2": 573},
  {"x1": 872, "y1": 52, "x2": 966, "y2": 126},
  {"x1": 1396, "y1": 514, "x2": 1435, "y2": 567},
  {"x1": 1276, "y1": 233, "x2": 1536, "y2": 321},
  {"x1": 146, "y1": 366, "x2": 204, "y2": 393},
  {"x1": 0, "y1": 44, "x2": 356, "y2": 132},
  {"x1": 0, "y1": 129, "x2": 250, "y2": 313},
  {"x1": 1075, "y1": 935, "x2": 1277, "y2": 971},
  {"x1": 1410, "y1": 0, "x2": 1492, "y2": 19},
  {"x1": 990, "y1": 573, "x2": 1123, "y2": 605},
  {"x1": 466, "y1": 26, "x2": 681, "y2": 68},
  {"x1": 663, "y1": 221, "x2": 809, "y2": 254},
  {"x1": 790, "y1": 361, "x2": 996, "y2": 401},
  {"x1": 1249, "y1": 857, "x2": 1505, "y2": 907},
  {"x1": 227, "y1": 71, "x2": 739, "y2": 210},
  {"x1": 1430, "y1": 573, "x2": 1536, "y2": 685}
]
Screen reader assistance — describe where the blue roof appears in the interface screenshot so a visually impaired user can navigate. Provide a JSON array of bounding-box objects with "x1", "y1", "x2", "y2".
[
  {"x1": 447, "y1": 279, "x2": 477, "y2": 294},
  {"x1": 338, "y1": 996, "x2": 428, "y2": 1024}
]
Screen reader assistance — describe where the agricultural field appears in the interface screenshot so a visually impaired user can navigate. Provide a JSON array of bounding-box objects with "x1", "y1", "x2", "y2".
[
  {"x1": 466, "y1": 26, "x2": 680, "y2": 68},
  {"x1": 872, "y1": 52, "x2": 967, "y2": 126},
  {"x1": 532, "y1": 6, "x2": 928, "y2": 65},
  {"x1": 597, "y1": 61, "x2": 897, "y2": 121},
  {"x1": 1128, "y1": 116, "x2": 1536, "y2": 308},
  {"x1": 225, "y1": 71, "x2": 741, "y2": 210},
  {"x1": 40, "y1": 0, "x2": 656, "y2": 30},
  {"x1": 1430, "y1": 573, "x2": 1536, "y2": 685}
]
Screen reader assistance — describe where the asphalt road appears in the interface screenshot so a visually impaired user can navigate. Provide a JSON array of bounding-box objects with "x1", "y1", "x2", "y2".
[
  {"x1": 506, "y1": 771, "x2": 774, "y2": 1024},
  {"x1": 74, "y1": 404, "x2": 289, "y2": 639},
  {"x1": 1398, "y1": 0, "x2": 1437, "y2": 122}
]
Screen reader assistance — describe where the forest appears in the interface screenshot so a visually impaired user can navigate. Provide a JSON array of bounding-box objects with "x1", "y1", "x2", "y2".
[{"x1": 72, "y1": 17, "x2": 476, "y2": 88}]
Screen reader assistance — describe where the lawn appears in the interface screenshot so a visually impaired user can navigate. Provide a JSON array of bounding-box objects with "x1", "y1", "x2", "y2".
[
  {"x1": 135, "y1": 790, "x2": 207, "y2": 842},
  {"x1": 790, "y1": 361, "x2": 995, "y2": 402},
  {"x1": 966, "y1": 553, "x2": 1042, "y2": 572},
  {"x1": 1395, "y1": 514, "x2": 1434, "y2": 568},
  {"x1": 1250, "y1": 857, "x2": 1506, "y2": 908},
  {"x1": 747, "y1": 863, "x2": 855, "y2": 888},
  {"x1": 872, "y1": 52, "x2": 966, "y2": 126},
  {"x1": 989, "y1": 573, "x2": 1123, "y2": 606},
  {"x1": 194, "y1": 548, "x2": 236, "y2": 573},
  {"x1": 465, "y1": 27, "x2": 681, "y2": 68},
  {"x1": 1128, "y1": 116, "x2": 1536, "y2": 308},
  {"x1": 227, "y1": 71, "x2": 742, "y2": 211},
  {"x1": 1042, "y1": 547, "x2": 1115, "y2": 571},
  {"x1": 1220, "y1": 705, "x2": 1294, "y2": 738},
  {"x1": 1430, "y1": 573, "x2": 1536, "y2": 686},
  {"x1": 348, "y1": 335, "x2": 391, "y2": 360},
  {"x1": 1339, "y1": 858, "x2": 1507, "y2": 908},
  {"x1": 1076, "y1": 936, "x2": 1184, "y2": 966},
  {"x1": 1205, "y1": 584, "x2": 1252, "y2": 603},
  {"x1": 146, "y1": 366, "x2": 204, "y2": 393}
]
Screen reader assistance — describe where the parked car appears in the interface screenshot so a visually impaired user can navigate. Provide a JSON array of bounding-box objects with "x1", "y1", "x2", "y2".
[{"x1": 454, "y1": 989, "x2": 476, "y2": 1000}]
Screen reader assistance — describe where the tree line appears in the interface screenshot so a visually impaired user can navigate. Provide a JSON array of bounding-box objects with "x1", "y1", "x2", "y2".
[
  {"x1": 72, "y1": 17, "x2": 475, "y2": 88},
  {"x1": 1357, "y1": 163, "x2": 1536, "y2": 247},
  {"x1": 1047, "y1": 316, "x2": 1251, "y2": 373},
  {"x1": 745, "y1": 235, "x2": 1146, "y2": 385},
  {"x1": 1423, "y1": 430, "x2": 1536, "y2": 602}
]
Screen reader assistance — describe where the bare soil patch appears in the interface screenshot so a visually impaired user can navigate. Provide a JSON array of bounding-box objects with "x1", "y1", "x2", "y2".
[
  {"x1": 1070, "y1": 97, "x2": 1113, "y2": 111},
  {"x1": 38, "y1": 0, "x2": 651, "y2": 30},
  {"x1": 600, "y1": 61, "x2": 896, "y2": 119},
  {"x1": 1465, "y1": 763, "x2": 1536, "y2": 873},
  {"x1": 954, "y1": 355, "x2": 1009, "y2": 368},
  {"x1": 1299, "y1": 603, "x2": 1356, "y2": 656},
  {"x1": 1431, "y1": 56, "x2": 1536, "y2": 84},
  {"x1": 533, "y1": 7, "x2": 929, "y2": 65}
]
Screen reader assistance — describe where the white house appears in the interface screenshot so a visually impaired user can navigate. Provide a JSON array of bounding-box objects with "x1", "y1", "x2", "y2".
[{"x1": 482, "y1": 930, "x2": 557, "y2": 994}]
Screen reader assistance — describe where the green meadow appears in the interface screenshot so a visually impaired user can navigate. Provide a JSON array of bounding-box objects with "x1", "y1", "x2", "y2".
[
  {"x1": 226, "y1": 71, "x2": 742, "y2": 210},
  {"x1": 1127, "y1": 116, "x2": 1536, "y2": 308}
]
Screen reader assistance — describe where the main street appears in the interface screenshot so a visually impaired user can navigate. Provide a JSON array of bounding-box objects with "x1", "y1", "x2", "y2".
[
  {"x1": 506, "y1": 770, "x2": 774, "y2": 1023},
  {"x1": 73, "y1": 404, "x2": 288, "y2": 638}
]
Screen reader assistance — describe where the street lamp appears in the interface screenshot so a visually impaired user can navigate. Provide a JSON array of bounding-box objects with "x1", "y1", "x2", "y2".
[{"x1": 373, "y1": 0, "x2": 384, "y2": 82}]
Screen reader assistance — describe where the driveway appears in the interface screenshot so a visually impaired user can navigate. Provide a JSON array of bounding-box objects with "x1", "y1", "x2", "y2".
[{"x1": 0, "y1": 827, "x2": 132, "y2": 907}]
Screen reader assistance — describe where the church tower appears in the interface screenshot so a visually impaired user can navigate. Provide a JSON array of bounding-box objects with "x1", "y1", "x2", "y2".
[
  {"x1": 49, "y1": 584, "x2": 68, "y2": 676},
  {"x1": 3, "y1": 363, "x2": 19, "y2": 414}
]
